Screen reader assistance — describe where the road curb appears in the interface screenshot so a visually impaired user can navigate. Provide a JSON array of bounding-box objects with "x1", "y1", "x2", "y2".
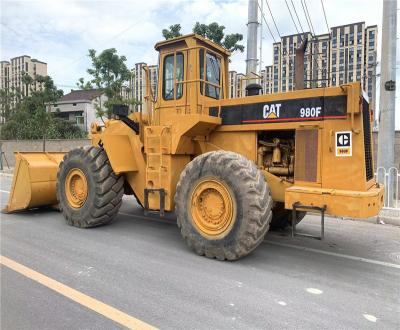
[{"x1": 378, "y1": 209, "x2": 400, "y2": 226}]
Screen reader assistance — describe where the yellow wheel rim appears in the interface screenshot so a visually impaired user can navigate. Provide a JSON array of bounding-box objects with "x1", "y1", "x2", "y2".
[
  {"x1": 65, "y1": 168, "x2": 88, "y2": 209},
  {"x1": 190, "y1": 178, "x2": 235, "y2": 238}
]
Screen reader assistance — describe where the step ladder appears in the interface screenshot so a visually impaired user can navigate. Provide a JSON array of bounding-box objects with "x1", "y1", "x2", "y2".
[
  {"x1": 144, "y1": 126, "x2": 170, "y2": 217},
  {"x1": 291, "y1": 202, "x2": 327, "y2": 240}
]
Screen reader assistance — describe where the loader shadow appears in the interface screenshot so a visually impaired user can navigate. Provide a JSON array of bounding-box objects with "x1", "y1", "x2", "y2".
[{"x1": 1, "y1": 206, "x2": 59, "y2": 219}]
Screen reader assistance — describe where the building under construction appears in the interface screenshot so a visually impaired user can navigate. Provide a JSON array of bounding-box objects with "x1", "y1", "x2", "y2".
[{"x1": 229, "y1": 22, "x2": 378, "y2": 108}]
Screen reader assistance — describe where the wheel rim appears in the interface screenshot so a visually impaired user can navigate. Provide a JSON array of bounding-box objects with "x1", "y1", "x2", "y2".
[
  {"x1": 190, "y1": 178, "x2": 235, "y2": 238},
  {"x1": 65, "y1": 168, "x2": 88, "y2": 208}
]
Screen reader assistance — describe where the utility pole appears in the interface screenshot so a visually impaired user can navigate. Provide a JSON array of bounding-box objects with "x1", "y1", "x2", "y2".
[
  {"x1": 246, "y1": 0, "x2": 259, "y2": 85},
  {"x1": 377, "y1": 0, "x2": 397, "y2": 175}
]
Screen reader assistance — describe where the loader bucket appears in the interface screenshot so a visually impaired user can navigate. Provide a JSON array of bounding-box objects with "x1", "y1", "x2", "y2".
[{"x1": 3, "y1": 152, "x2": 66, "y2": 213}]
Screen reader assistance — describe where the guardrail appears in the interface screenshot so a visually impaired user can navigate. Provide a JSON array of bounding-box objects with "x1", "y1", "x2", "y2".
[{"x1": 376, "y1": 167, "x2": 400, "y2": 210}]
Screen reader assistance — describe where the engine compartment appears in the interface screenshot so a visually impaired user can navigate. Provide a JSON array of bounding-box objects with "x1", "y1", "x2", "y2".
[{"x1": 257, "y1": 130, "x2": 295, "y2": 182}]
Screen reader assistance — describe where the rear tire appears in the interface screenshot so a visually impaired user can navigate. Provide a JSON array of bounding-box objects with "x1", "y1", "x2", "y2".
[
  {"x1": 56, "y1": 146, "x2": 124, "y2": 228},
  {"x1": 175, "y1": 151, "x2": 272, "y2": 260}
]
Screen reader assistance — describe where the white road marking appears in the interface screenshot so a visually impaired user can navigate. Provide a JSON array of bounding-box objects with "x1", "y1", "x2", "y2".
[
  {"x1": 278, "y1": 301, "x2": 287, "y2": 306},
  {"x1": 229, "y1": 303, "x2": 235, "y2": 307},
  {"x1": 266, "y1": 241, "x2": 400, "y2": 270},
  {"x1": 0, "y1": 173, "x2": 13, "y2": 177},
  {"x1": 363, "y1": 314, "x2": 377, "y2": 322},
  {"x1": 306, "y1": 288, "x2": 323, "y2": 295},
  {"x1": 0, "y1": 190, "x2": 10, "y2": 194}
]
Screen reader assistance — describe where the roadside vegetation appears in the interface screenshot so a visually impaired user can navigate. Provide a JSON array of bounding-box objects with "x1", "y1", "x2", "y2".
[
  {"x1": 77, "y1": 48, "x2": 139, "y2": 123},
  {"x1": 0, "y1": 74, "x2": 86, "y2": 140}
]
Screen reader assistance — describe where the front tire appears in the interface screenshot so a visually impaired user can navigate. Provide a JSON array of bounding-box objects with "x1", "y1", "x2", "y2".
[
  {"x1": 56, "y1": 146, "x2": 124, "y2": 228},
  {"x1": 175, "y1": 151, "x2": 272, "y2": 260}
]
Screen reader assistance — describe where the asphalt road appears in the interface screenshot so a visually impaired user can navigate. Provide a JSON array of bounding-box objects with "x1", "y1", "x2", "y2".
[{"x1": 1, "y1": 174, "x2": 399, "y2": 329}]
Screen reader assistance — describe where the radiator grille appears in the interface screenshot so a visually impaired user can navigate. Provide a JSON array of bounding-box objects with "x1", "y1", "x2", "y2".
[
  {"x1": 362, "y1": 98, "x2": 374, "y2": 181},
  {"x1": 295, "y1": 129, "x2": 318, "y2": 182}
]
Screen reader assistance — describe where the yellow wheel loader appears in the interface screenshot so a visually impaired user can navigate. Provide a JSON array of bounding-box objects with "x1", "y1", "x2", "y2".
[{"x1": 4, "y1": 34, "x2": 384, "y2": 260}]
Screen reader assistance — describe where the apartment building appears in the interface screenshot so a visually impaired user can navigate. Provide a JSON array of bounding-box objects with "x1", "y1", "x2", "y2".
[
  {"x1": 261, "y1": 65, "x2": 273, "y2": 94},
  {"x1": 129, "y1": 62, "x2": 158, "y2": 112},
  {"x1": 0, "y1": 55, "x2": 47, "y2": 97},
  {"x1": 0, "y1": 55, "x2": 47, "y2": 123},
  {"x1": 364, "y1": 25, "x2": 378, "y2": 109},
  {"x1": 279, "y1": 32, "x2": 314, "y2": 92},
  {"x1": 271, "y1": 42, "x2": 282, "y2": 93},
  {"x1": 229, "y1": 71, "x2": 247, "y2": 98},
  {"x1": 228, "y1": 22, "x2": 377, "y2": 106},
  {"x1": 311, "y1": 33, "x2": 330, "y2": 88}
]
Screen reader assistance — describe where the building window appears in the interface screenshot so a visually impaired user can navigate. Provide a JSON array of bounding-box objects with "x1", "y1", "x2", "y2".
[{"x1": 76, "y1": 116, "x2": 84, "y2": 125}]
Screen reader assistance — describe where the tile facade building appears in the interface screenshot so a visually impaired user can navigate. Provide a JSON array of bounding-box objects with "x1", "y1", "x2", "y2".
[
  {"x1": 129, "y1": 63, "x2": 158, "y2": 112},
  {"x1": 229, "y1": 22, "x2": 378, "y2": 108},
  {"x1": 0, "y1": 55, "x2": 47, "y2": 97},
  {"x1": 0, "y1": 55, "x2": 47, "y2": 123}
]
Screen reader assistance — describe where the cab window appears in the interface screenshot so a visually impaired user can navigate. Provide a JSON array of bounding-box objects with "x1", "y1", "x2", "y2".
[
  {"x1": 200, "y1": 49, "x2": 221, "y2": 99},
  {"x1": 163, "y1": 53, "x2": 184, "y2": 100}
]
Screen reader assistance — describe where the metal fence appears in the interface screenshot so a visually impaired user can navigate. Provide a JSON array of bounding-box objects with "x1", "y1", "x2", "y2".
[{"x1": 376, "y1": 167, "x2": 400, "y2": 210}]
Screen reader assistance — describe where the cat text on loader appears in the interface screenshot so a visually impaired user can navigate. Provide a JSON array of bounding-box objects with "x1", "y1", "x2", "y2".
[{"x1": 4, "y1": 34, "x2": 384, "y2": 260}]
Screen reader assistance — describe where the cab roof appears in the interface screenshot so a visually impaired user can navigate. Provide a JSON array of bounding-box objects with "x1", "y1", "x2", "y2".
[{"x1": 154, "y1": 33, "x2": 231, "y2": 56}]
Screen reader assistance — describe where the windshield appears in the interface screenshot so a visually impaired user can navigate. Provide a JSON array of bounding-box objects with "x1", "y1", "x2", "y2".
[{"x1": 200, "y1": 49, "x2": 221, "y2": 99}]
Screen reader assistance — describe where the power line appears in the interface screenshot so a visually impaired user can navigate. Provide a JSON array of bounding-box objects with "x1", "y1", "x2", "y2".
[
  {"x1": 290, "y1": 0, "x2": 305, "y2": 34},
  {"x1": 257, "y1": 1, "x2": 278, "y2": 44},
  {"x1": 320, "y1": 0, "x2": 330, "y2": 34},
  {"x1": 265, "y1": 0, "x2": 281, "y2": 39},
  {"x1": 49, "y1": 20, "x2": 144, "y2": 77},
  {"x1": 301, "y1": 0, "x2": 326, "y2": 87},
  {"x1": 285, "y1": 0, "x2": 301, "y2": 36},
  {"x1": 301, "y1": 0, "x2": 315, "y2": 36}
]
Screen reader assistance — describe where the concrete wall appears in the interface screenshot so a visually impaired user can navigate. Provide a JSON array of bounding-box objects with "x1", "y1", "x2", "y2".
[{"x1": 0, "y1": 139, "x2": 90, "y2": 167}]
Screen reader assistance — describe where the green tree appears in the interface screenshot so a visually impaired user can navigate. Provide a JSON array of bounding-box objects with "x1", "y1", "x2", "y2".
[
  {"x1": 162, "y1": 24, "x2": 183, "y2": 39},
  {"x1": 0, "y1": 75, "x2": 86, "y2": 140},
  {"x1": 193, "y1": 22, "x2": 244, "y2": 53},
  {"x1": 77, "y1": 48, "x2": 134, "y2": 122},
  {"x1": 0, "y1": 89, "x2": 18, "y2": 123},
  {"x1": 162, "y1": 22, "x2": 244, "y2": 53}
]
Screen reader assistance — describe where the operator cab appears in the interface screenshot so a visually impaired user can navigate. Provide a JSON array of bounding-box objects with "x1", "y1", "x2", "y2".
[{"x1": 154, "y1": 34, "x2": 230, "y2": 117}]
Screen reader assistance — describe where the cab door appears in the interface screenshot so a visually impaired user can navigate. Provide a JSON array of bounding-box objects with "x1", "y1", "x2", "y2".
[{"x1": 157, "y1": 51, "x2": 188, "y2": 122}]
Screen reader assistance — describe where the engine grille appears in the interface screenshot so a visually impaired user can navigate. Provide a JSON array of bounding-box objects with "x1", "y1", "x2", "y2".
[
  {"x1": 362, "y1": 98, "x2": 374, "y2": 181},
  {"x1": 295, "y1": 129, "x2": 318, "y2": 182}
]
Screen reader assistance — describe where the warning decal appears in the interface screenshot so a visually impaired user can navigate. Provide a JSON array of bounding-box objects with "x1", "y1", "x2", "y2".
[{"x1": 335, "y1": 131, "x2": 352, "y2": 157}]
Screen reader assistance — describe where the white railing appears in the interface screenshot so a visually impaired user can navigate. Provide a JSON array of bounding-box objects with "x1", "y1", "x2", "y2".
[{"x1": 376, "y1": 167, "x2": 400, "y2": 210}]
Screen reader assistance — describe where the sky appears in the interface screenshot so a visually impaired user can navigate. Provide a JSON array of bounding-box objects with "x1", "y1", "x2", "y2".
[{"x1": 1, "y1": 0, "x2": 399, "y2": 128}]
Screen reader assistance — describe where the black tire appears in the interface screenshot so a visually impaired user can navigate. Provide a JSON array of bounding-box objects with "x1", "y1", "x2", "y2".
[
  {"x1": 56, "y1": 146, "x2": 124, "y2": 228},
  {"x1": 270, "y1": 203, "x2": 306, "y2": 230},
  {"x1": 175, "y1": 151, "x2": 273, "y2": 261}
]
